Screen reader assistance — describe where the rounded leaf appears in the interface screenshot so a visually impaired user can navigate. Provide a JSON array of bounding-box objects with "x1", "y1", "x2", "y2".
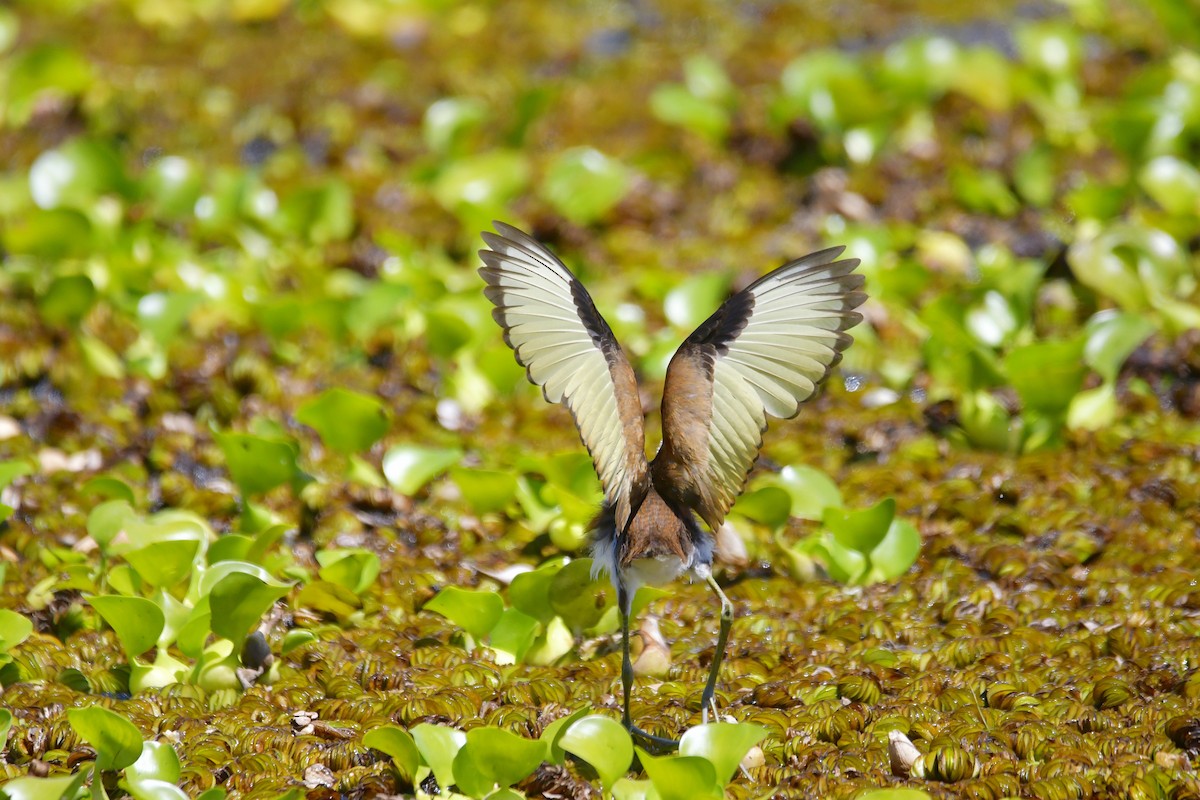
[
  {"x1": 88, "y1": 595, "x2": 163, "y2": 660},
  {"x1": 296, "y1": 388, "x2": 390, "y2": 455},
  {"x1": 214, "y1": 430, "x2": 300, "y2": 497},
  {"x1": 383, "y1": 444, "x2": 462, "y2": 496},
  {"x1": 67, "y1": 706, "x2": 143, "y2": 771},
  {"x1": 823, "y1": 498, "x2": 896, "y2": 554},
  {"x1": 867, "y1": 519, "x2": 922, "y2": 582},
  {"x1": 209, "y1": 571, "x2": 290, "y2": 644},
  {"x1": 637, "y1": 749, "x2": 721, "y2": 800},
  {"x1": 363, "y1": 725, "x2": 420, "y2": 786},
  {"x1": 558, "y1": 715, "x2": 633, "y2": 789},
  {"x1": 424, "y1": 586, "x2": 503, "y2": 640},
  {"x1": 679, "y1": 723, "x2": 767, "y2": 785},
  {"x1": 550, "y1": 559, "x2": 613, "y2": 631},
  {"x1": 411, "y1": 723, "x2": 467, "y2": 790},
  {"x1": 452, "y1": 726, "x2": 547, "y2": 797},
  {"x1": 0, "y1": 609, "x2": 33, "y2": 651}
]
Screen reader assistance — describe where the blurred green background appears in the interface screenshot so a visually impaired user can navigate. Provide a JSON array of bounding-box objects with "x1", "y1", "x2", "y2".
[{"x1": 1, "y1": 0, "x2": 1200, "y2": 798}]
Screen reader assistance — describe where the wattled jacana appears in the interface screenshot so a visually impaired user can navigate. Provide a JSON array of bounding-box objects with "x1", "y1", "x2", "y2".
[{"x1": 479, "y1": 222, "x2": 865, "y2": 745}]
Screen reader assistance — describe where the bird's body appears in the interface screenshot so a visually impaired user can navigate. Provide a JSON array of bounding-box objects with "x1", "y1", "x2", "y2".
[{"x1": 479, "y1": 222, "x2": 865, "y2": 745}]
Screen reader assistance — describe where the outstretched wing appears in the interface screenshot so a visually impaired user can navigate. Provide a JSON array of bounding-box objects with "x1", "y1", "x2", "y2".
[
  {"x1": 652, "y1": 247, "x2": 865, "y2": 531},
  {"x1": 479, "y1": 222, "x2": 649, "y2": 532}
]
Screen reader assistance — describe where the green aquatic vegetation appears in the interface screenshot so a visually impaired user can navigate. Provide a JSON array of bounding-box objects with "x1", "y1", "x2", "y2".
[
  {"x1": 650, "y1": 56, "x2": 736, "y2": 144},
  {"x1": 541, "y1": 148, "x2": 633, "y2": 225},
  {"x1": 783, "y1": 498, "x2": 921, "y2": 586}
]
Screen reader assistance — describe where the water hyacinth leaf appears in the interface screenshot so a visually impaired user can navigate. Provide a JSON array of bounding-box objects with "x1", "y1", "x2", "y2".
[
  {"x1": 558, "y1": 715, "x2": 633, "y2": 789},
  {"x1": 509, "y1": 559, "x2": 567, "y2": 623},
  {"x1": 764, "y1": 465, "x2": 841, "y2": 520},
  {"x1": 125, "y1": 740, "x2": 181, "y2": 788},
  {"x1": 488, "y1": 607, "x2": 540, "y2": 664},
  {"x1": 539, "y1": 707, "x2": 590, "y2": 764},
  {"x1": 124, "y1": 780, "x2": 188, "y2": 800},
  {"x1": 0, "y1": 773, "x2": 88, "y2": 800},
  {"x1": 684, "y1": 55, "x2": 734, "y2": 103},
  {"x1": 433, "y1": 150, "x2": 530, "y2": 213},
  {"x1": 663, "y1": 271, "x2": 731, "y2": 331},
  {"x1": 86, "y1": 500, "x2": 133, "y2": 551},
  {"x1": 1067, "y1": 383, "x2": 1118, "y2": 432},
  {"x1": 452, "y1": 726, "x2": 548, "y2": 797},
  {"x1": 38, "y1": 274, "x2": 96, "y2": 327},
  {"x1": 124, "y1": 538, "x2": 201, "y2": 589},
  {"x1": 207, "y1": 534, "x2": 253, "y2": 565},
  {"x1": 276, "y1": 179, "x2": 354, "y2": 244},
  {"x1": 295, "y1": 579, "x2": 361, "y2": 620},
  {"x1": 541, "y1": 147, "x2": 632, "y2": 225},
  {"x1": 81, "y1": 476, "x2": 135, "y2": 503},
  {"x1": 424, "y1": 586, "x2": 503, "y2": 640},
  {"x1": 866, "y1": 518, "x2": 922, "y2": 582},
  {"x1": 79, "y1": 335, "x2": 125, "y2": 379},
  {"x1": 525, "y1": 614, "x2": 576, "y2": 665},
  {"x1": 611, "y1": 778, "x2": 657, "y2": 800},
  {"x1": 650, "y1": 84, "x2": 729, "y2": 143},
  {"x1": 214, "y1": 430, "x2": 301, "y2": 497},
  {"x1": 550, "y1": 558, "x2": 613, "y2": 631},
  {"x1": 1139, "y1": 155, "x2": 1200, "y2": 216},
  {"x1": 1084, "y1": 311, "x2": 1155, "y2": 384},
  {"x1": 295, "y1": 388, "x2": 390, "y2": 455},
  {"x1": 0, "y1": 609, "x2": 33, "y2": 651},
  {"x1": 0, "y1": 460, "x2": 34, "y2": 491},
  {"x1": 451, "y1": 468, "x2": 518, "y2": 515},
  {"x1": 88, "y1": 595, "x2": 163, "y2": 659},
  {"x1": 315, "y1": 548, "x2": 381, "y2": 595},
  {"x1": 958, "y1": 391, "x2": 1019, "y2": 453},
  {"x1": 363, "y1": 725, "x2": 420, "y2": 786},
  {"x1": 209, "y1": 571, "x2": 290, "y2": 644},
  {"x1": 811, "y1": 534, "x2": 867, "y2": 584},
  {"x1": 823, "y1": 498, "x2": 896, "y2": 555},
  {"x1": 637, "y1": 749, "x2": 721, "y2": 800},
  {"x1": 730, "y1": 486, "x2": 791, "y2": 529},
  {"x1": 67, "y1": 706, "x2": 144, "y2": 771},
  {"x1": 383, "y1": 444, "x2": 462, "y2": 496},
  {"x1": 411, "y1": 724, "x2": 467, "y2": 791},
  {"x1": 423, "y1": 97, "x2": 488, "y2": 154},
  {"x1": 142, "y1": 155, "x2": 202, "y2": 217},
  {"x1": 1003, "y1": 338, "x2": 1087, "y2": 415},
  {"x1": 1015, "y1": 21, "x2": 1081, "y2": 77},
  {"x1": 281, "y1": 629, "x2": 317, "y2": 655},
  {"x1": 193, "y1": 790, "x2": 227, "y2": 800},
  {"x1": 28, "y1": 138, "x2": 126, "y2": 210},
  {"x1": 136, "y1": 292, "x2": 200, "y2": 346},
  {"x1": 197, "y1": 559, "x2": 276, "y2": 597},
  {"x1": 679, "y1": 722, "x2": 767, "y2": 785}
]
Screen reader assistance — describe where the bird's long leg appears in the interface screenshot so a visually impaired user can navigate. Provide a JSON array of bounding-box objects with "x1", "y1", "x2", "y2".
[
  {"x1": 619, "y1": 584, "x2": 679, "y2": 752},
  {"x1": 700, "y1": 572, "x2": 734, "y2": 725}
]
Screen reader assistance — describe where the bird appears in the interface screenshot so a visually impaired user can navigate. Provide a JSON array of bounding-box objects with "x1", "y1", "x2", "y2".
[{"x1": 478, "y1": 222, "x2": 865, "y2": 746}]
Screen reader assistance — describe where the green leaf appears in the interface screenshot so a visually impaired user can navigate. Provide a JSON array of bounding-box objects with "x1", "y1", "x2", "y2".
[
  {"x1": 411, "y1": 723, "x2": 467, "y2": 791},
  {"x1": 0, "y1": 609, "x2": 33, "y2": 652},
  {"x1": 433, "y1": 150, "x2": 530, "y2": 212},
  {"x1": 637, "y1": 748, "x2": 721, "y2": 800},
  {"x1": 550, "y1": 558, "x2": 613, "y2": 632},
  {"x1": 452, "y1": 726, "x2": 548, "y2": 798},
  {"x1": 124, "y1": 538, "x2": 201, "y2": 589},
  {"x1": 558, "y1": 715, "x2": 633, "y2": 790},
  {"x1": 451, "y1": 468, "x2": 519, "y2": 515},
  {"x1": 87, "y1": 596, "x2": 163, "y2": 660},
  {"x1": 759, "y1": 465, "x2": 841, "y2": 520},
  {"x1": 67, "y1": 706, "x2": 144, "y2": 771},
  {"x1": 866, "y1": 518, "x2": 922, "y2": 582},
  {"x1": 0, "y1": 773, "x2": 88, "y2": 800},
  {"x1": 295, "y1": 580, "x2": 361, "y2": 620},
  {"x1": 78, "y1": 335, "x2": 125, "y2": 379},
  {"x1": 539, "y1": 707, "x2": 590, "y2": 765},
  {"x1": 213, "y1": 430, "x2": 301, "y2": 497},
  {"x1": 541, "y1": 148, "x2": 632, "y2": 225},
  {"x1": 509, "y1": 559, "x2": 567, "y2": 623},
  {"x1": 80, "y1": 477, "x2": 135, "y2": 504},
  {"x1": 823, "y1": 498, "x2": 896, "y2": 554},
  {"x1": 124, "y1": 740, "x2": 181, "y2": 789},
  {"x1": 276, "y1": 179, "x2": 355, "y2": 244},
  {"x1": 488, "y1": 607, "x2": 540, "y2": 664},
  {"x1": 424, "y1": 586, "x2": 503, "y2": 640},
  {"x1": 1084, "y1": 311, "x2": 1155, "y2": 384},
  {"x1": 663, "y1": 272, "x2": 731, "y2": 331},
  {"x1": 316, "y1": 549, "x2": 381, "y2": 595},
  {"x1": 383, "y1": 444, "x2": 462, "y2": 496},
  {"x1": 209, "y1": 572, "x2": 290, "y2": 644},
  {"x1": 1003, "y1": 338, "x2": 1087, "y2": 415},
  {"x1": 0, "y1": 709, "x2": 11, "y2": 751},
  {"x1": 650, "y1": 84, "x2": 729, "y2": 143},
  {"x1": 679, "y1": 723, "x2": 767, "y2": 786},
  {"x1": 363, "y1": 725, "x2": 420, "y2": 786},
  {"x1": 295, "y1": 388, "x2": 390, "y2": 455},
  {"x1": 423, "y1": 97, "x2": 488, "y2": 154},
  {"x1": 1067, "y1": 383, "x2": 1119, "y2": 432},
  {"x1": 0, "y1": 460, "x2": 34, "y2": 491},
  {"x1": 611, "y1": 778, "x2": 657, "y2": 800},
  {"x1": 38, "y1": 274, "x2": 95, "y2": 327},
  {"x1": 124, "y1": 780, "x2": 188, "y2": 800},
  {"x1": 1139, "y1": 155, "x2": 1200, "y2": 216},
  {"x1": 730, "y1": 487, "x2": 791, "y2": 529}
]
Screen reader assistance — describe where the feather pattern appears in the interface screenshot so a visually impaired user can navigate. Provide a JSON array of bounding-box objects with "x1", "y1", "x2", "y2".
[
  {"x1": 479, "y1": 222, "x2": 649, "y2": 535},
  {"x1": 653, "y1": 247, "x2": 866, "y2": 531}
]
